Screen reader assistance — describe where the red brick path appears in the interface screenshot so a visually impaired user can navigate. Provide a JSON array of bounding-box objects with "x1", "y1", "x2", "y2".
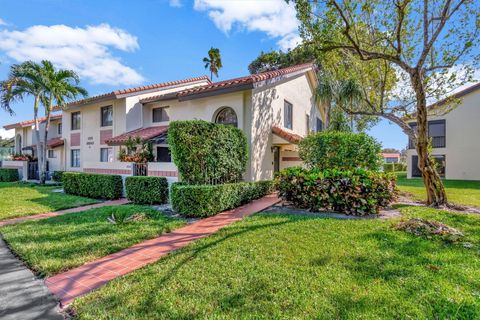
[
  {"x1": 0, "y1": 199, "x2": 129, "y2": 227},
  {"x1": 46, "y1": 194, "x2": 280, "y2": 306}
]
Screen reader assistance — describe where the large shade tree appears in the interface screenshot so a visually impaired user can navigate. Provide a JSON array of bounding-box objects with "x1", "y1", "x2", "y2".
[
  {"x1": 1, "y1": 60, "x2": 87, "y2": 184},
  {"x1": 292, "y1": 0, "x2": 480, "y2": 207}
]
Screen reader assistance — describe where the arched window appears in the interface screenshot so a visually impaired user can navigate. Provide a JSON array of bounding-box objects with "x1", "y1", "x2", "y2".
[{"x1": 215, "y1": 107, "x2": 238, "y2": 127}]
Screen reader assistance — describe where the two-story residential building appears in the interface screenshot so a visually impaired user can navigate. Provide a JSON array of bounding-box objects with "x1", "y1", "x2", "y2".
[
  {"x1": 3, "y1": 114, "x2": 64, "y2": 179},
  {"x1": 3, "y1": 63, "x2": 323, "y2": 182},
  {"x1": 406, "y1": 82, "x2": 480, "y2": 180}
]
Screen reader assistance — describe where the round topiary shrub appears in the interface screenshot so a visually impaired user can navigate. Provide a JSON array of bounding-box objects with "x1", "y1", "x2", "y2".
[
  {"x1": 167, "y1": 120, "x2": 248, "y2": 185},
  {"x1": 299, "y1": 131, "x2": 382, "y2": 171}
]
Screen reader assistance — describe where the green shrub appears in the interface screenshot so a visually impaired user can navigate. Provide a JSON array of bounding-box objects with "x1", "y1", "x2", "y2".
[
  {"x1": 299, "y1": 131, "x2": 382, "y2": 171},
  {"x1": 383, "y1": 162, "x2": 407, "y2": 172},
  {"x1": 125, "y1": 176, "x2": 168, "y2": 204},
  {"x1": 52, "y1": 171, "x2": 64, "y2": 182},
  {"x1": 276, "y1": 167, "x2": 397, "y2": 216},
  {"x1": 0, "y1": 168, "x2": 19, "y2": 182},
  {"x1": 63, "y1": 172, "x2": 123, "y2": 199},
  {"x1": 171, "y1": 180, "x2": 273, "y2": 217},
  {"x1": 168, "y1": 120, "x2": 248, "y2": 185}
]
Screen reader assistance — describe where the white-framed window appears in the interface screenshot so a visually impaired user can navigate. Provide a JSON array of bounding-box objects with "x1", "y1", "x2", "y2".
[
  {"x1": 48, "y1": 149, "x2": 55, "y2": 158},
  {"x1": 57, "y1": 123, "x2": 62, "y2": 135},
  {"x1": 100, "y1": 147, "x2": 113, "y2": 162},
  {"x1": 101, "y1": 106, "x2": 113, "y2": 127},
  {"x1": 156, "y1": 146, "x2": 171, "y2": 162},
  {"x1": 71, "y1": 149, "x2": 80, "y2": 167},
  {"x1": 152, "y1": 107, "x2": 170, "y2": 122},
  {"x1": 306, "y1": 114, "x2": 310, "y2": 133},
  {"x1": 71, "y1": 112, "x2": 81, "y2": 130},
  {"x1": 284, "y1": 100, "x2": 293, "y2": 129}
]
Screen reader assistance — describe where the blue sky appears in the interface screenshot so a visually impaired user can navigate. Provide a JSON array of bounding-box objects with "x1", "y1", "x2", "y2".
[{"x1": 0, "y1": 0, "x2": 407, "y2": 150}]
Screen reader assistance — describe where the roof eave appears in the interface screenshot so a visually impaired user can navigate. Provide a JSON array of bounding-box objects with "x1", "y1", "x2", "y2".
[{"x1": 178, "y1": 83, "x2": 254, "y2": 101}]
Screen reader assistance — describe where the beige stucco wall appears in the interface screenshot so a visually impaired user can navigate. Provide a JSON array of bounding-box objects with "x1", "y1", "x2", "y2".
[
  {"x1": 249, "y1": 72, "x2": 320, "y2": 181},
  {"x1": 59, "y1": 72, "x2": 317, "y2": 181},
  {"x1": 406, "y1": 89, "x2": 480, "y2": 180}
]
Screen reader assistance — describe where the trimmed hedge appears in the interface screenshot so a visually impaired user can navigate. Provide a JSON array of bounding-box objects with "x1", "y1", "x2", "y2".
[
  {"x1": 125, "y1": 176, "x2": 169, "y2": 204},
  {"x1": 171, "y1": 180, "x2": 273, "y2": 217},
  {"x1": 63, "y1": 172, "x2": 123, "y2": 199},
  {"x1": 276, "y1": 167, "x2": 397, "y2": 216},
  {"x1": 52, "y1": 171, "x2": 64, "y2": 182},
  {"x1": 299, "y1": 131, "x2": 383, "y2": 171},
  {"x1": 383, "y1": 162, "x2": 406, "y2": 172},
  {"x1": 0, "y1": 168, "x2": 19, "y2": 182},
  {"x1": 168, "y1": 120, "x2": 248, "y2": 185}
]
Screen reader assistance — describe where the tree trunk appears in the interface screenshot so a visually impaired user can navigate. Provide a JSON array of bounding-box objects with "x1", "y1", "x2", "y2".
[
  {"x1": 33, "y1": 97, "x2": 42, "y2": 182},
  {"x1": 411, "y1": 70, "x2": 447, "y2": 206},
  {"x1": 39, "y1": 109, "x2": 51, "y2": 185}
]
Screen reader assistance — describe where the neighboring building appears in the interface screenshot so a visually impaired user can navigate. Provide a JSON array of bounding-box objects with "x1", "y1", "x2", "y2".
[
  {"x1": 406, "y1": 82, "x2": 480, "y2": 180},
  {"x1": 3, "y1": 63, "x2": 323, "y2": 181},
  {"x1": 382, "y1": 153, "x2": 400, "y2": 163}
]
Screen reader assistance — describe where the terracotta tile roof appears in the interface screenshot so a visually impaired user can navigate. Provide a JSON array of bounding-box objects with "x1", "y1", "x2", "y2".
[
  {"x1": 26, "y1": 137, "x2": 65, "y2": 149},
  {"x1": 105, "y1": 126, "x2": 168, "y2": 146},
  {"x1": 382, "y1": 153, "x2": 400, "y2": 158},
  {"x1": 3, "y1": 114, "x2": 62, "y2": 130},
  {"x1": 140, "y1": 63, "x2": 316, "y2": 103},
  {"x1": 272, "y1": 126, "x2": 303, "y2": 144},
  {"x1": 53, "y1": 76, "x2": 211, "y2": 111}
]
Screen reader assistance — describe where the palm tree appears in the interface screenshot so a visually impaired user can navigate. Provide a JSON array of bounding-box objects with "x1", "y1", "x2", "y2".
[
  {"x1": 1, "y1": 61, "x2": 49, "y2": 174},
  {"x1": 39, "y1": 61, "x2": 88, "y2": 183},
  {"x1": 1, "y1": 60, "x2": 87, "y2": 184},
  {"x1": 203, "y1": 47, "x2": 223, "y2": 79},
  {"x1": 315, "y1": 73, "x2": 362, "y2": 131}
]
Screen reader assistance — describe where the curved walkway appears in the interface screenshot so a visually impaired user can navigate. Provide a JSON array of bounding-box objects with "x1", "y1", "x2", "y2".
[
  {"x1": 46, "y1": 194, "x2": 281, "y2": 306},
  {"x1": 0, "y1": 199, "x2": 129, "y2": 227}
]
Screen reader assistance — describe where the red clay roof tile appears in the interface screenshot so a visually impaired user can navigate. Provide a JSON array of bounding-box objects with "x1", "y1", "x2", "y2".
[
  {"x1": 105, "y1": 126, "x2": 168, "y2": 146},
  {"x1": 272, "y1": 126, "x2": 303, "y2": 144},
  {"x1": 3, "y1": 114, "x2": 62, "y2": 130}
]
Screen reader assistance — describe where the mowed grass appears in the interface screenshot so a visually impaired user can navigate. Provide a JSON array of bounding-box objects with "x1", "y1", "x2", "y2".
[
  {"x1": 0, "y1": 182, "x2": 97, "y2": 220},
  {"x1": 0, "y1": 205, "x2": 185, "y2": 276},
  {"x1": 73, "y1": 207, "x2": 480, "y2": 319},
  {"x1": 396, "y1": 172, "x2": 480, "y2": 207}
]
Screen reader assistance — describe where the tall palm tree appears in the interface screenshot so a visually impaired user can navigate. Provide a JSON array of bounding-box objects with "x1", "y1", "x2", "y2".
[
  {"x1": 39, "y1": 61, "x2": 87, "y2": 183},
  {"x1": 203, "y1": 47, "x2": 223, "y2": 79},
  {"x1": 1, "y1": 60, "x2": 87, "y2": 184},
  {"x1": 1, "y1": 61, "x2": 49, "y2": 171}
]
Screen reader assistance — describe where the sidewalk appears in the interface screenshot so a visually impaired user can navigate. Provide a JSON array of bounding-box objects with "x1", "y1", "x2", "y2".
[
  {"x1": 46, "y1": 194, "x2": 280, "y2": 306},
  {"x1": 0, "y1": 238, "x2": 63, "y2": 320},
  {"x1": 0, "y1": 199, "x2": 129, "y2": 227}
]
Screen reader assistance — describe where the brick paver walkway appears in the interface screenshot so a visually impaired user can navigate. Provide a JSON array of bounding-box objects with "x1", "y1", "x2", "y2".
[
  {"x1": 46, "y1": 194, "x2": 280, "y2": 306},
  {"x1": 0, "y1": 199, "x2": 129, "y2": 227}
]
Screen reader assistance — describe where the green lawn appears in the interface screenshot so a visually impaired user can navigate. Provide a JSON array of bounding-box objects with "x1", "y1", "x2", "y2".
[
  {"x1": 0, "y1": 205, "x2": 185, "y2": 276},
  {"x1": 72, "y1": 207, "x2": 480, "y2": 319},
  {"x1": 0, "y1": 182, "x2": 97, "y2": 221},
  {"x1": 396, "y1": 172, "x2": 480, "y2": 207}
]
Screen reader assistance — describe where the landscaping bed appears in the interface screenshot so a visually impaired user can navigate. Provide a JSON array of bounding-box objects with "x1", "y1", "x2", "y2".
[
  {"x1": 0, "y1": 182, "x2": 97, "y2": 221},
  {"x1": 0, "y1": 205, "x2": 185, "y2": 276},
  {"x1": 71, "y1": 205, "x2": 480, "y2": 319}
]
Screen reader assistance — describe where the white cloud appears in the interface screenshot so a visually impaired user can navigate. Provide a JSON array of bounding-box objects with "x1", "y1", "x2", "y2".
[
  {"x1": 0, "y1": 128, "x2": 14, "y2": 139},
  {"x1": 0, "y1": 23, "x2": 145, "y2": 86},
  {"x1": 0, "y1": 18, "x2": 7, "y2": 26},
  {"x1": 194, "y1": 0, "x2": 300, "y2": 50},
  {"x1": 169, "y1": 0, "x2": 182, "y2": 7}
]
